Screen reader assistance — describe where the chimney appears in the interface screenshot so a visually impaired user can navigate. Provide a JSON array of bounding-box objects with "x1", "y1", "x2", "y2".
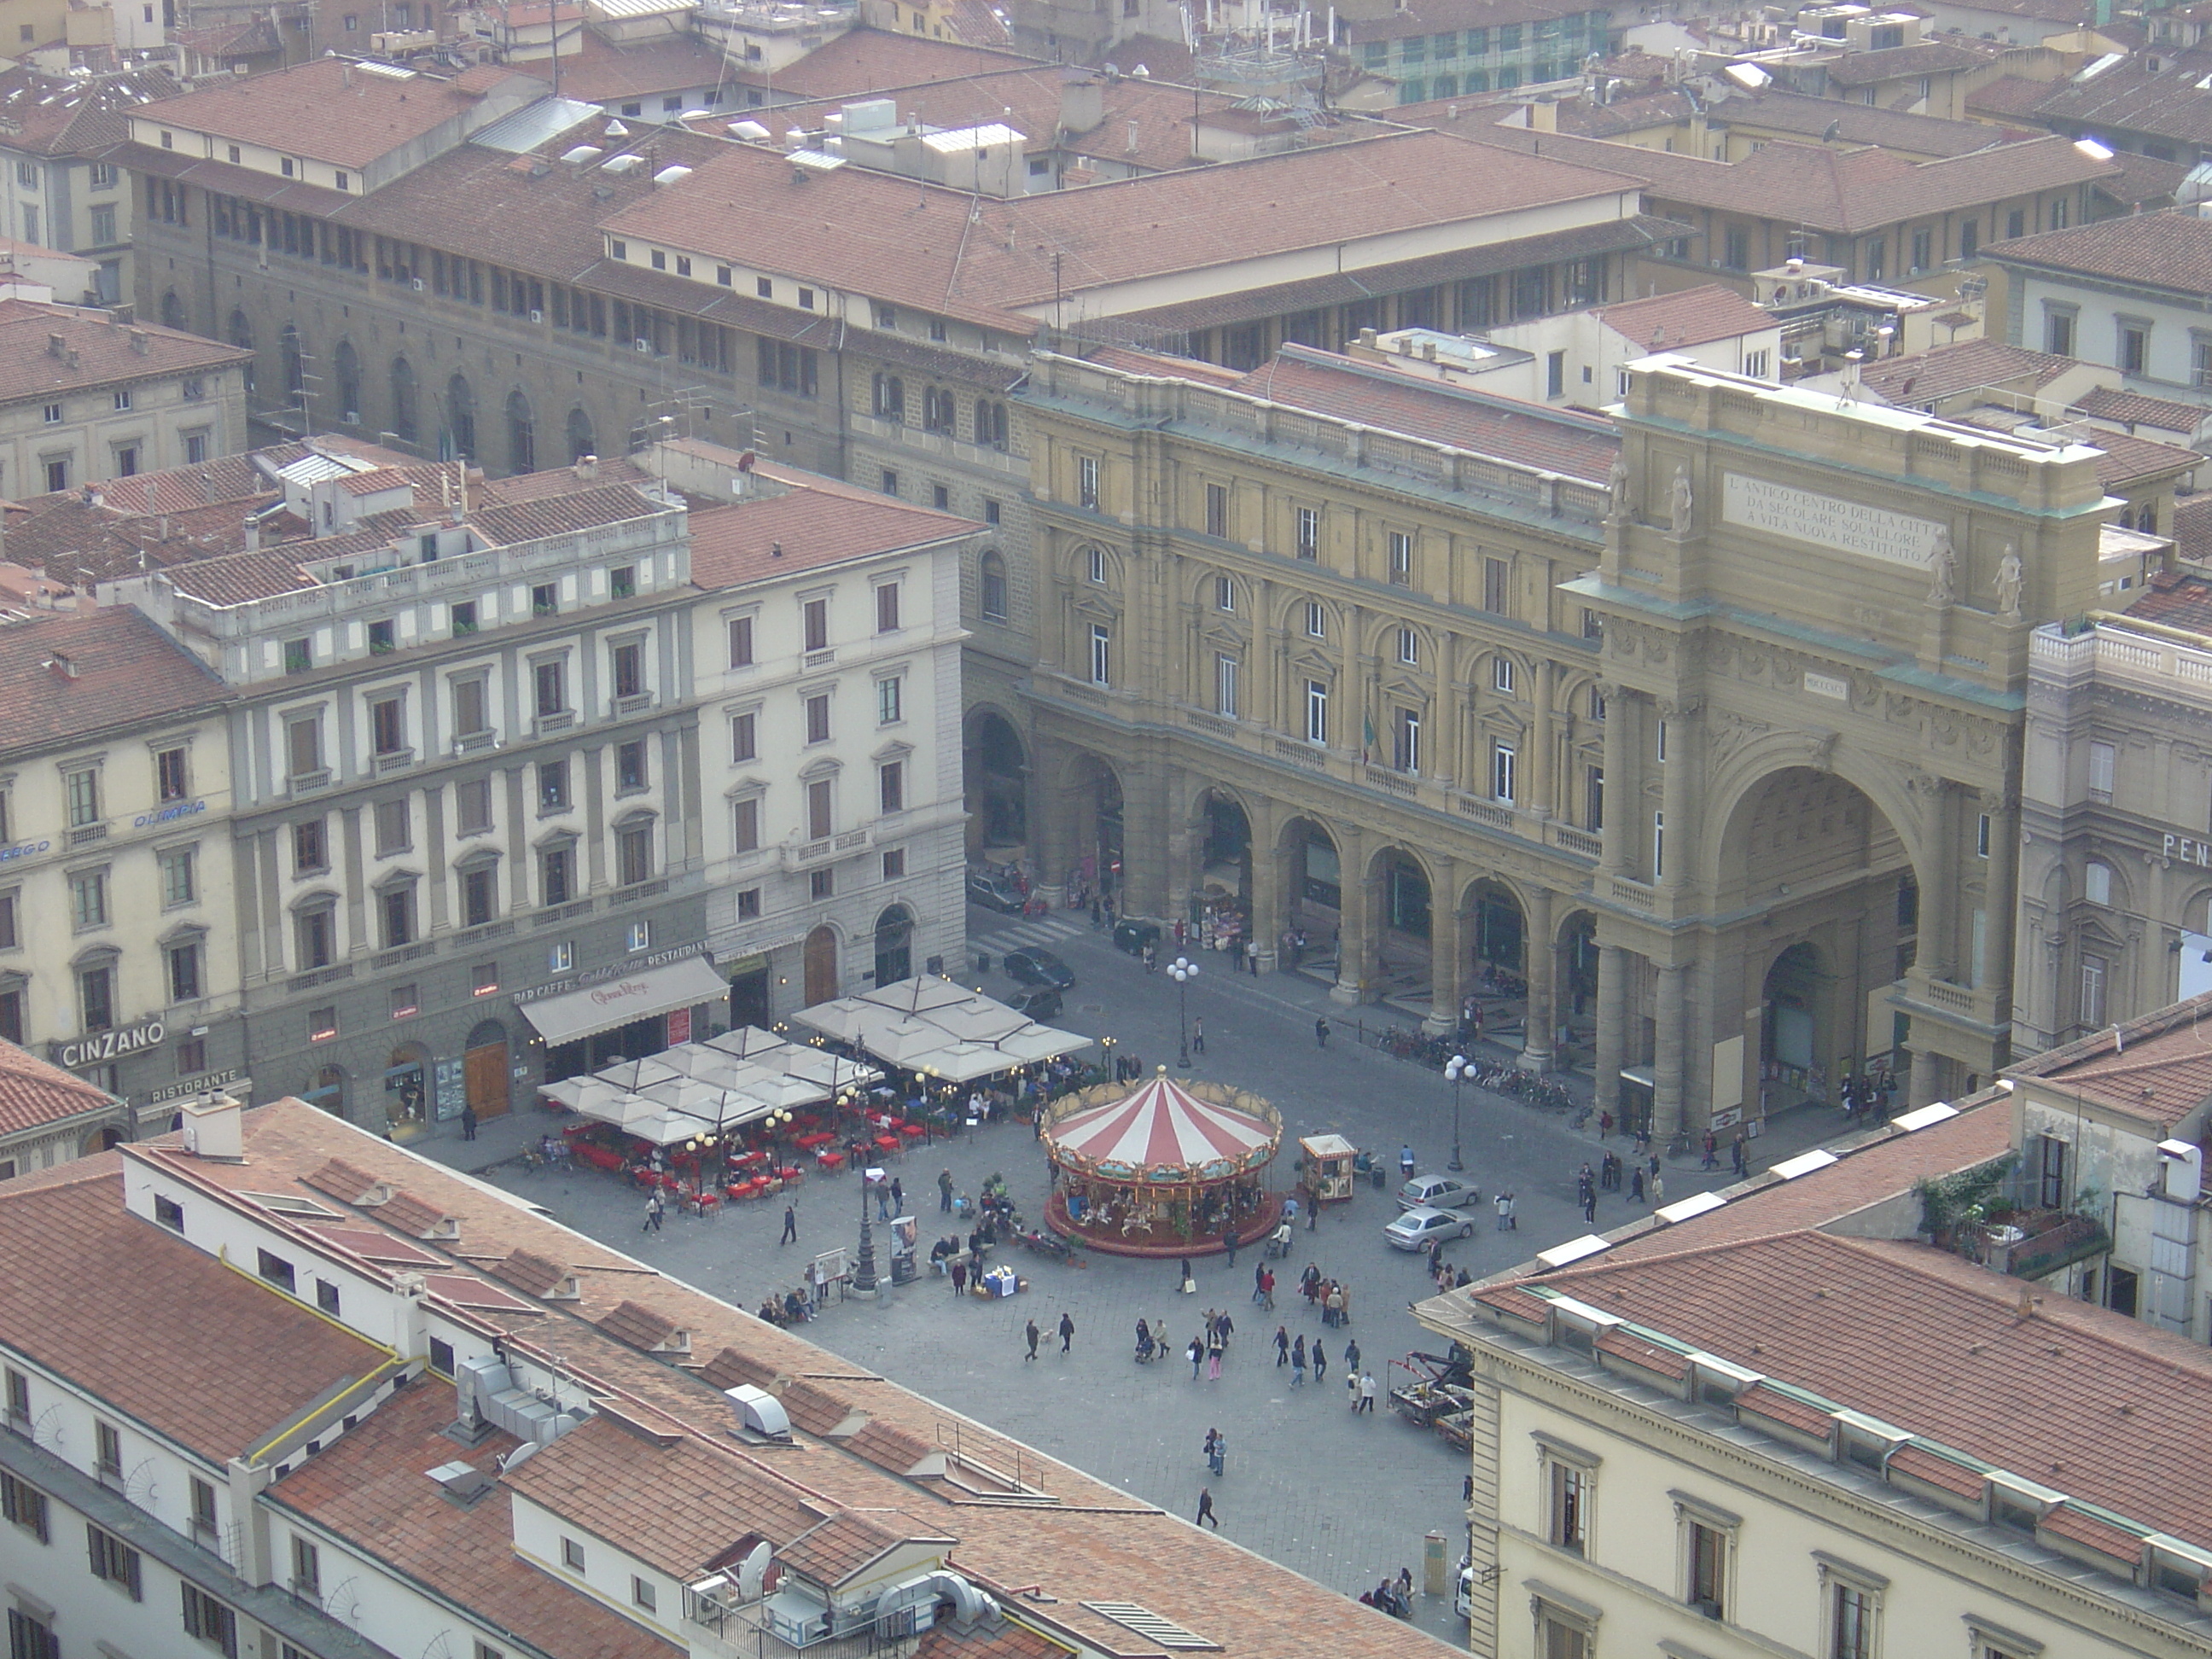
[
  {"x1": 45, "y1": 332, "x2": 64, "y2": 358},
  {"x1": 128, "y1": 328, "x2": 148, "y2": 355},
  {"x1": 1125, "y1": 119, "x2": 1140, "y2": 154},
  {"x1": 1060, "y1": 72, "x2": 1103, "y2": 136},
  {"x1": 573, "y1": 453, "x2": 598, "y2": 481},
  {"x1": 181, "y1": 1091, "x2": 245, "y2": 1161},
  {"x1": 244, "y1": 518, "x2": 260, "y2": 551},
  {"x1": 44, "y1": 651, "x2": 75, "y2": 678}
]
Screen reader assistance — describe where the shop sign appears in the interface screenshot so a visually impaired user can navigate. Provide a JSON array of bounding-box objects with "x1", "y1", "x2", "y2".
[
  {"x1": 54, "y1": 1019, "x2": 166, "y2": 1070},
  {"x1": 512, "y1": 944, "x2": 714, "y2": 1005},
  {"x1": 132, "y1": 800, "x2": 207, "y2": 830},
  {"x1": 137, "y1": 1067, "x2": 242, "y2": 1107},
  {"x1": 2163, "y1": 833, "x2": 2212, "y2": 867},
  {"x1": 0, "y1": 838, "x2": 51, "y2": 864}
]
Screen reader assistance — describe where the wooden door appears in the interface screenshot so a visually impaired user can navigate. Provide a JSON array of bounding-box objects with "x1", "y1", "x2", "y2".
[
  {"x1": 464, "y1": 1041, "x2": 510, "y2": 1119},
  {"x1": 803, "y1": 926, "x2": 838, "y2": 1007}
]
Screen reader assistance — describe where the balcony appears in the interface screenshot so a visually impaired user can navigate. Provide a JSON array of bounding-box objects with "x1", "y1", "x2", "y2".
[
  {"x1": 373, "y1": 748, "x2": 416, "y2": 774},
  {"x1": 288, "y1": 769, "x2": 332, "y2": 796},
  {"x1": 533, "y1": 712, "x2": 574, "y2": 738},
  {"x1": 67, "y1": 822, "x2": 108, "y2": 846},
  {"x1": 1981, "y1": 1209, "x2": 2110, "y2": 1281},
  {"x1": 613, "y1": 691, "x2": 655, "y2": 718},
  {"x1": 783, "y1": 826, "x2": 872, "y2": 871},
  {"x1": 452, "y1": 731, "x2": 498, "y2": 755}
]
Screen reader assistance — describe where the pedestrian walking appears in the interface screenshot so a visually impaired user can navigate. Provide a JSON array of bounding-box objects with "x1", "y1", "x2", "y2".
[
  {"x1": 780, "y1": 1202, "x2": 798, "y2": 1245},
  {"x1": 643, "y1": 1190, "x2": 664, "y2": 1232},
  {"x1": 1495, "y1": 1190, "x2": 1516, "y2": 1231},
  {"x1": 1188, "y1": 1336, "x2": 1205, "y2": 1379},
  {"x1": 1598, "y1": 1110, "x2": 1614, "y2": 1139},
  {"x1": 1358, "y1": 1371, "x2": 1378, "y2": 1413},
  {"x1": 1196, "y1": 1487, "x2": 1220, "y2": 1528},
  {"x1": 1223, "y1": 1226, "x2": 1238, "y2": 1268},
  {"x1": 1346, "y1": 1368, "x2": 1359, "y2": 1408},
  {"x1": 1400, "y1": 1144, "x2": 1416, "y2": 1179},
  {"x1": 1731, "y1": 1131, "x2": 1748, "y2": 1175},
  {"x1": 1260, "y1": 1267, "x2": 1275, "y2": 1309},
  {"x1": 1650, "y1": 1173, "x2": 1666, "y2": 1208},
  {"x1": 1191, "y1": 1016, "x2": 1205, "y2": 1055},
  {"x1": 951, "y1": 1259, "x2": 968, "y2": 1297},
  {"x1": 1204, "y1": 1427, "x2": 1225, "y2": 1477},
  {"x1": 1313, "y1": 1341, "x2": 1328, "y2": 1384},
  {"x1": 1274, "y1": 1325, "x2": 1290, "y2": 1365},
  {"x1": 1179, "y1": 1257, "x2": 1196, "y2": 1295},
  {"x1": 1314, "y1": 1017, "x2": 1330, "y2": 1049},
  {"x1": 1581, "y1": 1187, "x2": 1597, "y2": 1225},
  {"x1": 890, "y1": 1178, "x2": 904, "y2": 1214},
  {"x1": 1290, "y1": 1333, "x2": 1307, "y2": 1386},
  {"x1": 1251, "y1": 1263, "x2": 1266, "y2": 1304},
  {"x1": 938, "y1": 1169, "x2": 954, "y2": 1213},
  {"x1": 1245, "y1": 939, "x2": 1260, "y2": 975},
  {"x1": 1307, "y1": 1192, "x2": 1319, "y2": 1230},
  {"x1": 460, "y1": 1104, "x2": 478, "y2": 1141},
  {"x1": 1701, "y1": 1130, "x2": 1718, "y2": 1170},
  {"x1": 1649, "y1": 1153, "x2": 1662, "y2": 1180},
  {"x1": 1058, "y1": 1311, "x2": 1075, "y2": 1353},
  {"x1": 1024, "y1": 1319, "x2": 1039, "y2": 1361},
  {"x1": 1630, "y1": 1167, "x2": 1645, "y2": 1202},
  {"x1": 1206, "y1": 1331, "x2": 1224, "y2": 1381},
  {"x1": 1344, "y1": 1338, "x2": 1361, "y2": 1375}
]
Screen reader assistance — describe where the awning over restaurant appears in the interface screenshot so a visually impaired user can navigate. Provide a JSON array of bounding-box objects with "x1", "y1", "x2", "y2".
[{"x1": 516, "y1": 955, "x2": 730, "y2": 1047}]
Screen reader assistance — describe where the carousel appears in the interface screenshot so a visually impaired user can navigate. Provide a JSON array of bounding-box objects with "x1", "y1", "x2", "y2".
[{"x1": 1040, "y1": 1068, "x2": 1284, "y2": 1256}]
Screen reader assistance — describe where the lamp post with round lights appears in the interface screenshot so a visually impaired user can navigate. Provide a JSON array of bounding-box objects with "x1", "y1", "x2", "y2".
[
  {"x1": 1100, "y1": 1035, "x2": 1117, "y2": 1086},
  {"x1": 1170, "y1": 955, "x2": 1199, "y2": 1068},
  {"x1": 1444, "y1": 1053, "x2": 1470, "y2": 1173}
]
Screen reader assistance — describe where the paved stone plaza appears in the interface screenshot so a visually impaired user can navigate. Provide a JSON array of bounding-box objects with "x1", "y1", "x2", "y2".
[{"x1": 429, "y1": 905, "x2": 1839, "y2": 1644}]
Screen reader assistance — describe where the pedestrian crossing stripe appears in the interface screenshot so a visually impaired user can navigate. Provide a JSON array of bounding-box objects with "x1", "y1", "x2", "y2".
[{"x1": 978, "y1": 916, "x2": 1085, "y2": 947}]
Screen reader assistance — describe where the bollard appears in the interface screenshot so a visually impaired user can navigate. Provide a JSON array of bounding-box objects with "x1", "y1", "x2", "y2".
[{"x1": 1423, "y1": 1530, "x2": 1447, "y2": 1597}]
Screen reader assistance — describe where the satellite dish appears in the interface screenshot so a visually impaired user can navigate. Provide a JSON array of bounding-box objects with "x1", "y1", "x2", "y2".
[
  {"x1": 498, "y1": 1441, "x2": 538, "y2": 1474},
  {"x1": 735, "y1": 1540, "x2": 772, "y2": 1602}
]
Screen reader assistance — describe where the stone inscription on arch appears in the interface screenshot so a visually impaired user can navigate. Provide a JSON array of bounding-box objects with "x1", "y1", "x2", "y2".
[{"x1": 1722, "y1": 474, "x2": 1944, "y2": 570}]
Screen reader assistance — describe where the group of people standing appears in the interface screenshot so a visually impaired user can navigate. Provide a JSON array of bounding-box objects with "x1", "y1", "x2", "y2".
[{"x1": 1576, "y1": 1152, "x2": 1667, "y2": 1221}]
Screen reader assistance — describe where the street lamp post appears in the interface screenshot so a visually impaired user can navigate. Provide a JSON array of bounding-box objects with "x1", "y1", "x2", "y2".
[
  {"x1": 1100, "y1": 1035, "x2": 1117, "y2": 1085},
  {"x1": 851, "y1": 1086, "x2": 880, "y2": 1298},
  {"x1": 1169, "y1": 956, "x2": 1199, "y2": 1068},
  {"x1": 1444, "y1": 1054, "x2": 1470, "y2": 1173}
]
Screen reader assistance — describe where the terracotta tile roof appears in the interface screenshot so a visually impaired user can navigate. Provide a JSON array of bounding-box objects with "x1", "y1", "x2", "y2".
[
  {"x1": 846, "y1": 1417, "x2": 941, "y2": 1476},
  {"x1": 0, "y1": 298, "x2": 251, "y2": 405},
  {"x1": 367, "y1": 1189, "x2": 453, "y2": 1237},
  {"x1": 597, "y1": 1298, "x2": 680, "y2": 1350},
  {"x1": 1821, "y1": 38, "x2": 1999, "y2": 84},
  {"x1": 1342, "y1": 0, "x2": 1592, "y2": 45},
  {"x1": 306, "y1": 1157, "x2": 387, "y2": 1203},
  {"x1": 2071, "y1": 384, "x2": 2207, "y2": 431},
  {"x1": 916, "y1": 1621, "x2": 1076, "y2": 1659},
  {"x1": 2030, "y1": 47, "x2": 2212, "y2": 148},
  {"x1": 2170, "y1": 497, "x2": 2212, "y2": 564},
  {"x1": 2006, "y1": 991, "x2": 2212, "y2": 1126},
  {"x1": 699, "y1": 1343, "x2": 781, "y2": 1391},
  {"x1": 499, "y1": 1414, "x2": 826, "y2": 1576},
  {"x1": 2081, "y1": 428, "x2": 2201, "y2": 489},
  {"x1": 137, "y1": 56, "x2": 533, "y2": 170},
  {"x1": 462, "y1": 482, "x2": 674, "y2": 546},
  {"x1": 0, "y1": 1039, "x2": 115, "y2": 1138},
  {"x1": 1733, "y1": 1382, "x2": 1835, "y2": 1436},
  {"x1": 0, "y1": 1160, "x2": 387, "y2": 1461},
  {"x1": 736, "y1": 28, "x2": 1035, "y2": 100},
  {"x1": 510, "y1": 32, "x2": 730, "y2": 102},
  {"x1": 1966, "y1": 73, "x2": 2058, "y2": 118},
  {"x1": 1517, "y1": 1227, "x2": 2212, "y2": 1550},
  {"x1": 1889, "y1": 1441, "x2": 1988, "y2": 1497},
  {"x1": 945, "y1": 0, "x2": 1014, "y2": 49},
  {"x1": 268, "y1": 1384, "x2": 680, "y2": 1659},
  {"x1": 1551, "y1": 87, "x2": 1698, "y2": 138},
  {"x1": 1855, "y1": 337, "x2": 2075, "y2": 407},
  {"x1": 486, "y1": 1249, "x2": 574, "y2": 1296},
  {"x1": 1716, "y1": 86, "x2": 2021, "y2": 157},
  {"x1": 1229, "y1": 346, "x2": 1621, "y2": 485},
  {"x1": 2040, "y1": 1501, "x2": 2146, "y2": 1566},
  {"x1": 0, "y1": 606, "x2": 225, "y2": 759},
  {"x1": 305, "y1": 1225, "x2": 443, "y2": 1266},
  {"x1": 779, "y1": 1510, "x2": 940, "y2": 1586},
  {"x1": 777, "y1": 1377, "x2": 864, "y2": 1436},
  {"x1": 1986, "y1": 207, "x2": 2212, "y2": 294},
  {"x1": 1594, "y1": 1324, "x2": 1691, "y2": 1379},
  {"x1": 1592, "y1": 283, "x2": 1774, "y2": 350},
  {"x1": 2095, "y1": 145, "x2": 2190, "y2": 207},
  {"x1": 0, "y1": 66, "x2": 183, "y2": 157},
  {"x1": 687, "y1": 486, "x2": 975, "y2": 591}
]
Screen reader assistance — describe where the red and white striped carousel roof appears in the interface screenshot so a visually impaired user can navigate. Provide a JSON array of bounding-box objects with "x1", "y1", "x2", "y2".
[{"x1": 1048, "y1": 1074, "x2": 1276, "y2": 1173}]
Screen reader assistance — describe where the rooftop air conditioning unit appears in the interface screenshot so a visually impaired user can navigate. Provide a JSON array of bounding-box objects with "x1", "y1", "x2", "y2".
[
  {"x1": 529, "y1": 309, "x2": 544, "y2": 323},
  {"x1": 635, "y1": 339, "x2": 651, "y2": 352},
  {"x1": 411, "y1": 277, "x2": 425, "y2": 291}
]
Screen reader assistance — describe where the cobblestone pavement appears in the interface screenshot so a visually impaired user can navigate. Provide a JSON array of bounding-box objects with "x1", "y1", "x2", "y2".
[{"x1": 428, "y1": 903, "x2": 1843, "y2": 1644}]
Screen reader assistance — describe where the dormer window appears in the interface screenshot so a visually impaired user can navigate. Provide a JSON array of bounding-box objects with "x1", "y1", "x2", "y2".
[{"x1": 280, "y1": 156, "x2": 295, "y2": 178}]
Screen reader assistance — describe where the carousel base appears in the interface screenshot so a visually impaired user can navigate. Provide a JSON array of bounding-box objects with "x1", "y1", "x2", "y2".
[{"x1": 1044, "y1": 1190, "x2": 1284, "y2": 1258}]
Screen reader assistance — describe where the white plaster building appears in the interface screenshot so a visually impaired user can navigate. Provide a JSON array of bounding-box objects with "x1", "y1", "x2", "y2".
[{"x1": 1988, "y1": 208, "x2": 2212, "y2": 400}]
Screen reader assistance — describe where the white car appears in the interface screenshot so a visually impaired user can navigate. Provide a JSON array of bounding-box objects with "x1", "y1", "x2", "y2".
[
  {"x1": 1383, "y1": 1204, "x2": 1475, "y2": 1251},
  {"x1": 1398, "y1": 1173, "x2": 1476, "y2": 1213}
]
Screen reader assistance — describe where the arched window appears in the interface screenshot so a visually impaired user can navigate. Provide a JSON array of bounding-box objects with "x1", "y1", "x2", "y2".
[
  {"x1": 445, "y1": 373, "x2": 475, "y2": 461},
  {"x1": 279, "y1": 323, "x2": 305, "y2": 405},
  {"x1": 979, "y1": 550, "x2": 1008, "y2": 620},
  {"x1": 229, "y1": 309, "x2": 254, "y2": 393},
  {"x1": 333, "y1": 340, "x2": 361, "y2": 423},
  {"x1": 871, "y1": 373, "x2": 904, "y2": 420},
  {"x1": 505, "y1": 388, "x2": 534, "y2": 474},
  {"x1": 390, "y1": 355, "x2": 417, "y2": 444},
  {"x1": 874, "y1": 905, "x2": 914, "y2": 987},
  {"x1": 566, "y1": 406, "x2": 596, "y2": 463},
  {"x1": 923, "y1": 386, "x2": 956, "y2": 434},
  {"x1": 160, "y1": 289, "x2": 185, "y2": 331},
  {"x1": 975, "y1": 398, "x2": 1008, "y2": 450}
]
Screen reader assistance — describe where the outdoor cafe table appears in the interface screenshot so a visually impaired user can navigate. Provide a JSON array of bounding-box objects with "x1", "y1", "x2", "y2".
[{"x1": 793, "y1": 1132, "x2": 835, "y2": 1150}]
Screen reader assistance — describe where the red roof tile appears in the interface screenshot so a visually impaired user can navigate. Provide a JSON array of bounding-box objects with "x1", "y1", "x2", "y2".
[
  {"x1": 2007, "y1": 992, "x2": 2212, "y2": 1126},
  {"x1": 1987, "y1": 207, "x2": 2212, "y2": 294},
  {"x1": 688, "y1": 486, "x2": 975, "y2": 591},
  {"x1": 0, "y1": 1039, "x2": 115, "y2": 1138},
  {"x1": 137, "y1": 57, "x2": 534, "y2": 170},
  {"x1": 0, "y1": 606, "x2": 225, "y2": 760},
  {"x1": 1592, "y1": 283, "x2": 1775, "y2": 351},
  {"x1": 598, "y1": 1298, "x2": 681, "y2": 1350},
  {"x1": 486, "y1": 1249, "x2": 574, "y2": 1297}
]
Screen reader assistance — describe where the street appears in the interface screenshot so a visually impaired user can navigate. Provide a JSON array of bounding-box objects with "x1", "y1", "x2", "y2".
[{"x1": 432, "y1": 902, "x2": 1838, "y2": 1643}]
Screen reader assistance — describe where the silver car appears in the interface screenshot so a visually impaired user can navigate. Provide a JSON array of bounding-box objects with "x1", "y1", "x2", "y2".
[
  {"x1": 1398, "y1": 1174, "x2": 1476, "y2": 1213},
  {"x1": 1383, "y1": 1204, "x2": 1475, "y2": 1251}
]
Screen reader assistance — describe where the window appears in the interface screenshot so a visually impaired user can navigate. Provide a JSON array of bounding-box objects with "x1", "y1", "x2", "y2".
[
  {"x1": 806, "y1": 780, "x2": 833, "y2": 841},
  {"x1": 3, "y1": 1369, "x2": 26, "y2": 1427},
  {"x1": 1215, "y1": 653, "x2": 1240, "y2": 719},
  {"x1": 539, "y1": 760, "x2": 569, "y2": 813},
  {"x1": 190, "y1": 1476, "x2": 218, "y2": 1540},
  {"x1": 810, "y1": 868, "x2": 835, "y2": 899},
  {"x1": 2081, "y1": 952, "x2": 2108, "y2": 1028},
  {"x1": 1493, "y1": 742, "x2": 1516, "y2": 802},
  {"x1": 1493, "y1": 657, "x2": 1516, "y2": 696},
  {"x1": 1394, "y1": 708, "x2": 1422, "y2": 773},
  {"x1": 632, "y1": 1575, "x2": 657, "y2": 1613},
  {"x1": 731, "y1": 798, "x2": 760, "y2": 853},
  {"x1": 2120, "y1": 319, "x2": 2150, "y2": 377},
  {"x1": 451, "y1": 600, "x2": 479, "y2": 637},
  {"x1": 1206, "y1": 482, "x2": 1229, "y2": 538},
  {"x1": 1977, "y1": 812, "x2": 1993, "y2": 859},
  {"x1": 284, "y1": 637, "x2": 312, "y2": 676},
  {"x1": 806, "y1": 693, "x2": 831, "y2": 744},
  {"x1": 1078, "y1": 455, "x2": 1099, "y2": 510},
  {"x1": 922, "y1": 387, "x2": 955, "y2": 434},
  {"x1": 96, "y1": 1420, "x2": 122, "y2": 1479},
  {"x1": 2085, "y1": 860, "x2": 2111, "y2": 906},
  {"x1": 294, "y1": 818, "x2": 329, "y2": 874},
  {"x1": 168, "y1": 940, "x2": 202, "y2": 1004},
  {"x1": 113, "y1": 387, "x2": 133, "y2": 413},
  {"x1": 878, "y1": 677, "x2": 902, "y2": 725},
  {"x1": 71, "y1": 870, "x2": 108, "y2": 930},
  {"x1": 43, "y1": 457, "x2": 64, "y2": 493},
  {"x1": 9, "y1": 1610, "x2": 57, "y2": 1659},
  {"x1": 1586, "y1": 765, "x2": 1604, "y2": 830},
  {"x1": 1215, "y1": 574, "x2": 1236, "y2": 612},
  {"x1": 1653, "y1": 810, "x2": 1666, "y2": 882},
  {"x1": 879, "y1": 760, "x2": 905, "y2": 814},
  {"x1": 803, "y1": 597, "x2": 829, "y2": 652},
  {"x1": 160, "y1": 847, "x2": 196, "y2": 907},
  {"x1": 617, "y1": 823, "x2": 653, "y2": 887},
  {"x1": 1305, "y1": 602, "x2": 1325, "y2": 638},
  {"x1": 1295, "y1": 506, "x2": 1319, "y2": 559},
  {"x1": 156, "y1": 745, "x2": 189, "y2": 801},
  {"x1": 730, "y1": 712, "x2": 758, "y2": 763},
  {"x1": 257, "y1": 1248, "x2": 296, "y2": 1293},
  {"x1": 1384, "y1": 531, "x2": 1413, "y2": 584},
  {"x1": 380, "y1": 886, "x2": 415, "y2": 948},
  {"x1": 462, "y1": 866, "x2": 497, "y2": 928},
  {"x1": 1678, "y1": 1503, "x2": 1734, "y2": 1619},
  {"x1": 295, "y1": 905, "x2": 335, "y2": 969},
  {"x1": 540, "y1": 846, "x2": 573, "y2": 906},
  {"x1": 0, "y1": 893, "x2": 12, "y2": 950},
  {"x1": 1090, "y1": 624, "x2": 1111, "y2": 687},
  {"x1": 980, "y1": 553, "x2": 1008, "y2": 620},
  {"x1": 2196, "y1": 336, "x2": 2212, "y2": 392},
  {"x1": 451, "y1": 676, "x2": 488, "y2": 738},
  {"x1": 876, "y1": 583, "x2": 901, "y2": 632},
  {"x1": 40, "y1": 403, "x2": 59, "y2": 425},
  {"x1": 375, "y1": 796, "x2": 411, "y2": 856},
  {"x1": 611, "y1": 641, "x2": 643, "y2": 701},
  {"x1": 90, "y1": 1523, "x2": 143, "y2": 1598},
  {"x1": 1087, "y1": 546, "x2": 1106, "y2": 585},
  {"x1": 1545, "y1": 349, "x2": 1565, "y2": 399},
  {"x1": 1306, "y1": 679, "x2": 1329, "y2": 745},
  {"x1": 456, "y1": 777, "x2": 492, "y2": 835},
  {"x1": 370, "y1": 696, "x2": 405, "y2": 755},
  {"x1": 183, "y1": 1583, "x2": 241, "y2": 1656},
  {"x1": 983, "y1": 498, "x2": 1001, "y2": 525},
  {"x1": 2089, "y1": 740, "x2": 2116, "y2": 803},
  {"x1": 882, "y1": 849, "x2": 905, "y2": 881},
  {"x1": 1821, "y1": 1563, "x2": 1881, "y2": 1659},
  {"x1": 65, "y1": 766, "x2": 100, "y2": 828},
  {"x1": 2, "y1": 1471, "x2": 47, "y2": 1542},
  {"x1": 1744, "y1": 348, "x2": 1771, "y2": 380},
  {"x1": 1546, "y1": 1453, "x2": 1591, "y2": 1551},
  {"x1": 286, "y1": 715, "x2": 322, "y2": 779},
  {"x1": 533, "y1": 659, "x2": 566, "y2": 718},
  {"x1": 2046, "y1": 306, "x2": 2076, "y2": 358},
  {"x1": 618, "y1": 740, "x2": 648, "y2": 793}
]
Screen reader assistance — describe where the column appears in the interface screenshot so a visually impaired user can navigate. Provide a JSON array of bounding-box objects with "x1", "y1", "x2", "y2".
[
  {"x1": 1252, "y1": 832, "x2": 1289, "y2": 974},
  {"x1": 1519, "y1": 887, "x2": 1556, "y2": 1072},
  {"x1": 1427, "y1": 862, "x2": 1464, "y2": 1035},
  {"x1": 1593, "y1": 943, "x2": 1632, "y2": 1121},
  {"x1": 1529, "y1": 660, "x2": 1557, "y2": 818},
  {"x1": 1334, "y1": 835, "x2": 1374, "y2": 1006},
  {"x1": 1981, "y1": 789, "x2": 2020, "y2": 1040},
  {"x1": 1929, "y1": 781, "x2": 1961, "y2": 981},
  {"x1": 1654, "y1": 961, "x2": 1690, "y2": 1144},
  {"x1": 1658, "y1": 699, "x2": 1699, "y2": 892},
  {"x1": 1598, "y1": 682, "x2": 1629, "y2": 876}
]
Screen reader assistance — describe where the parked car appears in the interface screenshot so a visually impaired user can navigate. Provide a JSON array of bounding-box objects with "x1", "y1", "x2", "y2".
[
  {"x1": 966, "y1": 865, "x2": 1025, "y2": 912},
  {"x1": 1112, "y1": 917, "x2": 1161, "y2": 957},
  {"x1": 1398, "y1": 1174, "x2": 1477, "y2": 1214},
  {"x1": 1003, "y1": 947, "x2": 1076, "y2": 991},
  {"x1": 1009, "y1": 987, "x2": 1062, "y2": 1022},
  {"x1": 1383, "y1": 1204, "x2": 1475, "y2": 1251},
  {"x1": 1455, "y1": 1556, "x2": 1473, "y2": 1621}
]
